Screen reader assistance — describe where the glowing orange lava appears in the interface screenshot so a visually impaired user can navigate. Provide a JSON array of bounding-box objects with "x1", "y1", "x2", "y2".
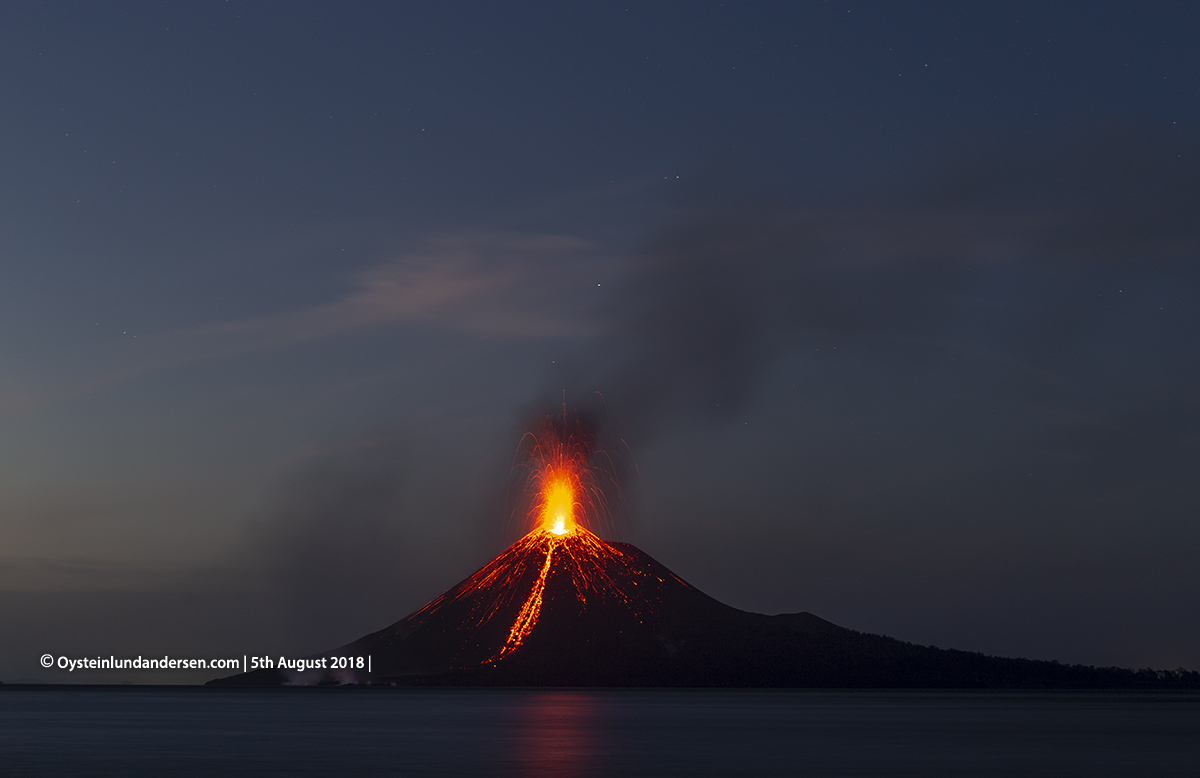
[
  {"x1": 496, "y1": 450, "x2": 584, "y2": 657},
  {"x1": 403, "y1": 511, "x2": 648, "y2": 668},
  {"x1": 538, "y1": 469, "x2": 578, "y2": 536},
  {"x1": 491, "y1": 423, "x2": 625, "y2": 660},
  {"x1": 497, "y1": 536, "x2": 555, "y2": 658},
  {"x1": 400, "y1": 417, "x2": 637, "y2": 667},
  {"x1": 491, "y1": 522, "x2": 636, "y2": 661}
]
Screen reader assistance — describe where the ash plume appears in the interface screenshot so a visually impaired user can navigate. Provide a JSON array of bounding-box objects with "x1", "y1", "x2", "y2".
[
  {"x1": 516, "y1": 128, "x2": 1200, "y2": 568},
  {"x1": 542, "y1": 128, "x2": 1200, "y2": 449}
]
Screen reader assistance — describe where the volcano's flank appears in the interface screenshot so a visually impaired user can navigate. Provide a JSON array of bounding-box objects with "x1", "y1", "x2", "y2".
[{"x1": 212, "y1": 526, "x2": 1199, "y2": 689}]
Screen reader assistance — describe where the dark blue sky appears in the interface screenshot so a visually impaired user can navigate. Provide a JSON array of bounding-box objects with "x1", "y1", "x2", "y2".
[{"x1": 2, "y1": 1, "x2": 1198, "y2": 681}]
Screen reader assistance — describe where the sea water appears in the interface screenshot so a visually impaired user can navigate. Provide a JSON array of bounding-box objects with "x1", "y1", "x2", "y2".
[{"x1": 2, "y1": 686, "x2": 1197, "y2": 776}]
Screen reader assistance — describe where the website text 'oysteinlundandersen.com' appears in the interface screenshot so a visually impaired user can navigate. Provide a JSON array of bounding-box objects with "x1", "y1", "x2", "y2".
[{"x1": 44, "y1": 655, "x2": 242, "y2": 672}]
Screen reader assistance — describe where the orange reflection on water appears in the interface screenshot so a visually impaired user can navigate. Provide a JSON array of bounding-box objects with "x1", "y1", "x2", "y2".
[{"x1": 509, "y1": 691, "x2": 598, "y2": 778}]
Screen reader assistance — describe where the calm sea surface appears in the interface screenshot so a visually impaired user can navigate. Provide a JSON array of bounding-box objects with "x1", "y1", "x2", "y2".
[{"x1": 1, "y1": 686, "x2": 1197, "y2": 776}]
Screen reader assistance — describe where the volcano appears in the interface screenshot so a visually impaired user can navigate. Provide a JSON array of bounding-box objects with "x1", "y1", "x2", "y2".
[
  {"x1": 211, "y1": 523, "x2": 1199, "y2": 688},
  {"x1": 212, "y1": 418, "x2": 1199, "y2": 688}
]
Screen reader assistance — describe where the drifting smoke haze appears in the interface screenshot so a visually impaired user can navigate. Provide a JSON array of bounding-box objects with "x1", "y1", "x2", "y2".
[
  {"x1": 536, "y1": 131, "x2": 1197, "y2": 471},
  {"x1": 248, "y1": 454, "x2": 421, "y2": 652}
]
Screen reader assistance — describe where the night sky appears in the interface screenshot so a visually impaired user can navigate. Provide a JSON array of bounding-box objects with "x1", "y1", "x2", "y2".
[{"x1": 3, "y1": 1, "x2": 1199, "y2": 682}]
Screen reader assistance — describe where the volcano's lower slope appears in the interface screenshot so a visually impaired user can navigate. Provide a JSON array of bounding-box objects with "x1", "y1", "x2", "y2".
[{"x1": 212, "y1": 527, "x2": 1198, "y2": 688}]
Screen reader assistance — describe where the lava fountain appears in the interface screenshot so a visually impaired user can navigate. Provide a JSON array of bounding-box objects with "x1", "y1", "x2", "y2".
[{"x1": 491, "y1": 419, "x2": 625, "y2": 659}]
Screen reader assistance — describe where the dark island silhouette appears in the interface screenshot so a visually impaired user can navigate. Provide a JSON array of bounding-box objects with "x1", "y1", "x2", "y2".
[{"x1": 210, "y1": 525, "x2": 1199, "y2": 689}]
